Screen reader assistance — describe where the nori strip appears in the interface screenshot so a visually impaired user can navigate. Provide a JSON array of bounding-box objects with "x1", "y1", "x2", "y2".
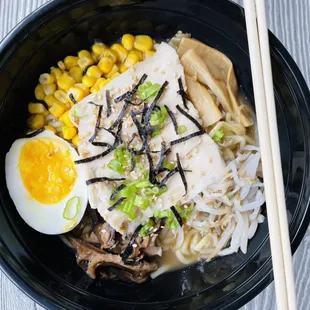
[
  {"x1": 114, "y1": 74, "x2": 147, "y2": 103},
  {"x1": 177, "y1": 77, "x2": 188, "y2": 110},
  {"x1": 89, "y1": 105, "x2": 103, "y2": 143},
  {"x1": 24, "y1": 128, "x2": 45, "y2": 138},
  {"x1": 176, "y1": 104, "x2": 205, "y2": 132},
  {"x1": 165, "y1": 105, "x2": 178, "y2": 135},
  {"x1": 88, "y1": 101, "x2": 101, "y2": 107},
  {"x1": 108, "y1": 101, "x2": 129, "y2": 131},
  {"x1": 69, "y1": 93, "x2": 77, "y2": 105},
  {"x1": 91, "y1": 142, "x2": 112, "y2": 147},
  {"x1": 176, "y1": 153, "x2": 187, "y2": 196},
  {"x1": 125, "y1": 99, "x2": 144, "y2": 106},
  {"x1": 128, "y1": 149, "x2": 136, "y2": 172},
  {"x1": 170, "y1": 130, "x2": 204, "y2": 146},
  {"x1": 158, "y1": 168, "x2": 178, "y2": 188},
  {"x1": 122, "y1": 224, "x2": 143, "y2": 264},
  {"x1": 171, "y1": 206, "x2": 183, "y2": 227},
  {"x1": 106, "y1": 90, "x2": 111, "y2": 118},
  {"x1": 155, "y1": 142, "x2": 169, "y2": 174},
  {"x1": 86, "y1": 177, "x2": 126, "y2": 185},
  {"x1": 110, "y1": 184, "x2": 126, "y2": 200},
  {"x1": 107, "y1": 197, "x2": 126, "y2": 212},
  {"x1": 127, "y1": 133, "x2": 137, "y2": 147}
]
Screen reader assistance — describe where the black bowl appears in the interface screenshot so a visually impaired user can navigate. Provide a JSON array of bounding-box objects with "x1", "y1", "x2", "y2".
[{"x1": 0, "y1": 0, "x2": 310, "y2": 309}]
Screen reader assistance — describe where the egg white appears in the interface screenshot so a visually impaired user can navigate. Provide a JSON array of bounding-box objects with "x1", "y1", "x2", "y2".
[{"x1": 5, "y1": 130, "x2": 88, "y2": 235}]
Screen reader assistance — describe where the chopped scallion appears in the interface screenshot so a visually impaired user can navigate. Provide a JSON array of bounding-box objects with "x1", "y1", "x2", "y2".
[
  {"x1": 149, "y1": 106, "x2": 168, "y2": 126},
  {"x1": 213, "y1": 130, "x2": 225, "y2": 142},
  {"x1": 140, "y1": 219, "x2": 155, "y2": 237},
  {"x1": 137, "y1": 81, "x2": 161, "y2": 100},
  {"x1": 63, "y1": 196, "x2": 80, "y2": 220},
  {"x1": 177, "y1": 125, "x2": 187, "y2": 135},
  {"x1": 107, "y1": 159, "x2": 125, "y2": 174}
]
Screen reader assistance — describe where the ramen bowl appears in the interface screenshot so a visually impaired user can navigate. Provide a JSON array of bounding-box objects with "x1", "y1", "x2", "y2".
[{"x1": 0, "y1": 0, "x2": 310, "y2": 309}]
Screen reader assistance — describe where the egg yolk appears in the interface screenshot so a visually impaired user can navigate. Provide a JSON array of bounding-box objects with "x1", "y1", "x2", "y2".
[{"x1": 19, "y1": 138, "x2": 77, "y2": 204}]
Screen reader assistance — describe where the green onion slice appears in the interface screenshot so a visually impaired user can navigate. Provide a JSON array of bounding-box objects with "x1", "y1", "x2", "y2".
[
  {"x1": 137, "y1": 82, "x2": 161, "y2": 100},
  {"x1": 177, "y1": 125, "x2": 187, "y2": 135},
  {"x1": 212, "y1": 130, "x2": 225, "y2": 142},
  {"x1": 63, "y1": 196, "x2": 80, "y2": 220},
  {"x1": 107, "y1": 159, "x2": 125, "y2": 174}
]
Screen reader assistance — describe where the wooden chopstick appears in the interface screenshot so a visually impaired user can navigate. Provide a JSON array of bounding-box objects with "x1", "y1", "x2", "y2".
[{"x1": 243, "y1": 1, "x2": 296, "y2": 309}]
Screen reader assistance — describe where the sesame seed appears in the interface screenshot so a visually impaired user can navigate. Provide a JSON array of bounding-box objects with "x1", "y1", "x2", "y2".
[{"x1": 132, "y1": 244, "x2": 137, "y2": 248}]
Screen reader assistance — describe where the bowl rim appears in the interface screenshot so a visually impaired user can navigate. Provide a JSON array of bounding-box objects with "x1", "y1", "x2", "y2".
[{"x1": 0, "y1": 0, "x2": 310, "y2": 309}]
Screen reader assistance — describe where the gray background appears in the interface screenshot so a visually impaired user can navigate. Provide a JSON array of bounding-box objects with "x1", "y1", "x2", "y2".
[{"x1": 0, "y1": 0, "x2": 309, "y2": 309}]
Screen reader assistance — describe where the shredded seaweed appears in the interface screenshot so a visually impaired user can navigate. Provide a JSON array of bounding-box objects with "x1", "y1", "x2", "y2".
[
  {"x1": 127, "y1": 133, "x2": 137, "y2": 147},
  {"x1": 24, "y1": 128, "x2": 45, "y2": 138},
  {"x1": 125, "y1": 99, "x2": 144, "y2": 107},
  {"x1": 106, "y1": 90, "x2": 111, "y2": 118},
  {"x1": 108, "y1": 197, "x2": 126, "y2": 212},
  {"x1": 165, "y1": 105, "x2": 178, "y2": 135},
  {"x1": 114, "y1": 74, "x2": 147, "y2": 103},
  {"x1": 91, "y1": 142, "x2": 112, "y2": 147},
  {"x1": 176, "y1": 153, "x2": 187, "y2": 196},
  {"x1": 177, "y1": 77, "x2": 188, "y2": 110},
  {"x1": 108, "y1": 101, "x2": 129, "y2": 131},
  {"x1": 88, "y1": 101, "x2": 101, "y2": 107},
  {"x1": 155, "y1": 142, "x2": 170, "y2": 174},
  {"x1": 170, "y1": 130, "x2": 204, "y2": 146},
  {"x1": 69, "y1": 93, "x2": 77, "y2": 105},
  {"x1": 176, "y1": 105, "x2": 205, "y2": 132},
  {"x1": 122, "y1": 224, "x2": 143, "y2": 264},
  {"x1": 110, "y1": 184, "x2": 126, "y2": 200},
  {"x1": 158, "y1": 168, "x2": 178, "y2": 188},
  {"x1": 89, "y1": 105, "x2": 103, "y2": 143},
  {"x1": 128, "y1": 149, "x2": 136, "y2": 172},
  {"x1": 86, "y1": 177, "x2": 126, "y2": 185},
  {"x1": 170, "y1": 206, "x2": 183, "y2": 227}
]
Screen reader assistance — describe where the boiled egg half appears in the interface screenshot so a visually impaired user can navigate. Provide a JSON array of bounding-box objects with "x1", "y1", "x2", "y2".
[{"x1": 5, "y1": 129, "x2": 88, "y2": 234}]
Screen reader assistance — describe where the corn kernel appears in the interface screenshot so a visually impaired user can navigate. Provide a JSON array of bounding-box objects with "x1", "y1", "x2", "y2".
[
  {"x1": 98, "y1": 57, "x2": 114, "y2": 74},
  {"x1": 42, "y1": 83, "x2": 57, "y2": 96},
  {"x1": 59, "y1": 111, "x2": 74, "y2": 127},
  {"x1": 69, "y1": 66, "x2": 83, "y2": 83},
  {"x1": 62, "y1": 126, "x2": 77, "y2": 140},
  {"x1": 91, "y1": 51, "x2": 100, "y2": 63},
  {"x1": 45, "y1": 95, "x2": 58, "y2": 107},
  {"x1": 86, "y1": 65, "x2": 102, "y2": 79},
  {"x1": 144, "y1": 50, "x2": 156, "y2": 58},
  {"x1": 28, "y1": 103, "x2": 47, "y2": 114},
  {"x1": 90, "y1": 78, "x2": 108, "y2": 93},
  {"x1": 44, "y1": 125, "x2": 56, "y2": 134},
  {"x1": 111, "y1": 72, "x2": 120, "y2": 79},
  {"x1": 134, "y1": 35, "x2": 153, "y2": 52},
  {"x1": 98, "y1": 78, "x2": 111, "y2": 89},
  {"x1": 131, "y1": 49, "x2": 144, "y2": 61},
  {"x1": 121, "y1": 34, "x2": 135, "y2": 51},
  {"x1": 110, "y1": 43, "x2": 128, "y2": 63},
  {"x1": 68, "y1": 86, "x2": 86, "y2": 103},
  {"x1": 77, "y1": 56, "x2": 95, "y2": 70},
  {"x1": 119, "y1": 63, "x2": 128, "y2": 73},
  {"x1": 102, "y1": 49, "x2": 118, "y2": 63},
  {"x1": 57, "y1": 73, "x2": 76, "y2": 91},
  {"x1": 124, "y1": 52, "x2": 140, "y2": 67},
  {"x1": 29, "y1": 114, "x2": 45, "y2": 130},
  {"x1": 78, "y1": 50, "x2": 92, "y2": 58},
  {"x1": 39, "y1": 73, "x2": 55, "y2": 85},
  {"x1": 64, "y1": 56, "x2": 79, "y2": 70},
  {"x1": 105, "y1": 64, "x2": 119, "y2": 79},
  {"x1": 34, "y1": 84, "x2": 45, "y2": 100},
  {"x1": 82, "y1": 75, "x2": 96, "y2": 88},
  {"x1": 92, "y1": 42, "x2": 107, "y2": 56},
  {"x1": 50, "y1": 67, "x2": 62, "y2": 80},
  {"x1": 72, "y1": 134, "x2": 81, "y2": 146},
  {"x1": 49, "y1": 101, "x2": 66, "y2": 118},
  {"x1": 75, "y1": 83, "x2": 90, "y2": 96},
  {"x1": 54, "y1": 89, "x2": 69, "y2": 104},
  {"x1": 57, "y1": 61, "x2": 66, "y2": 70}
]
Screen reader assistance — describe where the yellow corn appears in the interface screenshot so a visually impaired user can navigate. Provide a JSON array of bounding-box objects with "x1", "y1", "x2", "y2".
[
  {"x1": 50, "y1": 67, "x2": 62, "y2": 79},
  {"x1": 144, "y1": 50, "x2": 156, "y2": 58},
  {"x1": 72, "y1": 134, "x2": 81, "y2": 146},
  {"x1": 34, "y1": 84, "x2": 45, "y2": 101},
  {"x1": 75, "y1": 83, "x2": 90, "y2": 96},
  {"x1": 78, "y1": 50, "x2": 92, "y2": 58},
  {"x1": 69, "y1": 66, "x2": 83, "y2": 83},
  {"x1": 44, "y1": 95, "x2": 58, "y2": 107},
  {"x1": 102, "y1": 49, "x2": 118, "y2": 63},
  {"x1": 105, "y1": 64, "x2": 119, "y2": 79},
  {"x1": 29, "y1": 114, "x2": 45, "y2": 130},
  {"x1": 62, "y1": 126, "x2": 77, "y2": 140},
  {"x1": 91, "y1": 51, "x2": 100, "y2": 63},
  {"x1": 124, "y1": 52, "x2": 140, "y2": 68},
  {"x1": 77, "y1": 56, "x2": 95, "y2": 70},
  {"x1": 119, "y1": 63, "x2": 128, "y2": 73},
  {"x1": 49, "y1": 101, "x2": 66, "y2": 118},
  {"x1": 42, "y1": 83, "x2": 57, "y2": 96},
  {"x1": 111, "y1": 72, "x2": 120, "y2": 80},
  {"x1": 59, "y1": 111, "x2": 74, "y2": 127},
  {"x1": 28, "y1": 103, "x2": 47, "y2": 114},
  {"x1": 98, "y1": 57, "x2": 114, "y2": 74},
  {"x1": 92, "y1": 42, "x2": 107, "y2": 55},
  {"x1": 90, "y1": 78, "x2": 110, "y2": 93},
  {"x1": 121, "y1": 34, "x2": 135, "y2": 51},
  {"x1": 44, "y1": 126, "x2": 56, "y2": 134},
  {"x1": 68, "y1": 86, "x2": 86, "y2": 103},
  {"x1": 57, "y1": 61, "x2": 66, "y2": 70},
  {"x1": 82, "y1": 75, "x2": 96, "y2": 88},
  {"x1": 39, "y1": 73, "x2": 55, "y2": 85},
  {"x1": 131, "y1": 49, "x2": 143, "y2": 61},
  {"x1": 98, "y1": 78, "x2": 111, "y2": 89},
  {"x1": 110, "y1": 43, "x2": 128, "y2": 63},
  {"x1": 64, "y1": 56, "x2": 79, "y2": 70},
  {"x1": 86, "y1": 65, "x2": 102, "y2": 79},
  {"x1": 54, "y1": 90, "x2": 69, "y2": 104},
  {"x1": 57, "y1": 73, "x2": 76, "y2": 91},
  {"x1": 134, "y1": 35, "x2": 153, "y2": 52}
]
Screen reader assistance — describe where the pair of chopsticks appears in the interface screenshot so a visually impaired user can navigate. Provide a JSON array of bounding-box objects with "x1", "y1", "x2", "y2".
[{"x1": 243, "y1": 1, "x2": 296, "y2": 309}]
